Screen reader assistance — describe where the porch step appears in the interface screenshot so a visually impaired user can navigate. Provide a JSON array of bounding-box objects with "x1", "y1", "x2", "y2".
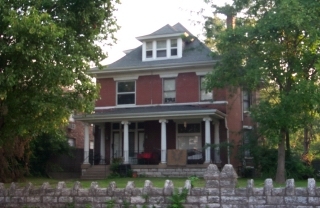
[{"x1": 81, "y1": 165, "x2": 110, "y2": 180}]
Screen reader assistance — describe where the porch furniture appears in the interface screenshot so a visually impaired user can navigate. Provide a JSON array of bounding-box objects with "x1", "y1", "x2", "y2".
[
  {"x1": 137, "y1": 152, "x2": 152, "y2": 164},
  {"x1": 187, "y1": 149, "x2": 204, "y2": 164}
]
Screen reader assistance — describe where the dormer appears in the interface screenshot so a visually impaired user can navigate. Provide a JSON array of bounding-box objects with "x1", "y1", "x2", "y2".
[{"x1": 136, "y1": 23, "x2": 190, "y2": 62}]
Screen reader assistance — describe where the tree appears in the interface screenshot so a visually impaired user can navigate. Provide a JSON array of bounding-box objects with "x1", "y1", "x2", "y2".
[
  {"x1": 0, "y1": 0, "x2": 119, "y2": 181},
  {"x1": 204, "y1": 0, "x2": 320, "y2": 183}
]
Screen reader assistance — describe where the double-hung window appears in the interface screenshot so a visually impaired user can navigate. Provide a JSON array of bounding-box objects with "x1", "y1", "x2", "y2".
[
  {"x1": 117, "y1": 81, "x2": 135, "y2": 105},
  {"x1": 156, "y1": 40, "x2": 167, "y2": 58},
  {"x1": 243, "y1": 90, "x2": 251, "y2": 112},
  {"x1": 163, "y1": 79, "x2": 176, "y2": 103},
  {"x1": 200, "y1": 76, "x2": 213, "y2": 101},
  {"x1": 146, "y1": 41, "x2": 153, "y2": 58},
  {"x1": 170, "y1": 39, "x2": 178, "y2": 56}
]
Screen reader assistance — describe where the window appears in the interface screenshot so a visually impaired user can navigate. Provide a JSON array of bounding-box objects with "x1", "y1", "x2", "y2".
[
  {"x1": 177, "y1": 123, "x2": 201, "y2": 150},
  {"x1": 117, "y1": 81, "x2": 135, "y2": 105},
  {"x1": 68, "y1": 138, "x2": 75, "y2": 147},
  {"x1": 90, "y1": 141, "x2": 94, "y2": 149},
  {"x1": 146, "y1": 41, "x2": 153, "y2": 58},
  {"x1": 163, "y1": 79, "x2": 176, "y2": 103},
  {"x1": 156, "y1": 40, "x2": 167, "y2": 57},
  {"x1": 243, "y1": 90, "x2": 251, "y2": 111},
  {"x1": 143, "y1": 39, "x2": 181, "y2": 61},
  {"x1": 170, "y1": 39, "x2": 178, "y2": 56},
  {"x1": 200, "y1": 76, "x2": 213, "y2": 101}
]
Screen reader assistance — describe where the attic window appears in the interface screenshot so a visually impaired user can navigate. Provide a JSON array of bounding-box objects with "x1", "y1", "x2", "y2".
[
  {"x1": 146, "y1": 42, "x2": 153, "y2": 58},
  {"x1": 156, "y1": 40, "x2": 166, "y2": 57},
  {"x1": 143, "y1": 38, "x2": 181, "y2": 61},
  {"x1": 171, "y1": 39, "x2": 178, "y2": 56}
]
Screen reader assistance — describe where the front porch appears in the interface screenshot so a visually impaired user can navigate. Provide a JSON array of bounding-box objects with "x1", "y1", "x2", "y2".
[{"x1": 75, "y1": 105, "x2": 229, "y2": 176}]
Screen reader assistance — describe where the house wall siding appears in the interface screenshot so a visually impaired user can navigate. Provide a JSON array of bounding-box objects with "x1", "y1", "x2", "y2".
[
  {"x1": 96, "y1": 78, "x2": 116, "y2": 107},
  {"x1": 176, "y1": 72, "x2": 199, "y2": 103},
  {"x1": 136, "y1": 75, "x2": 162, "y2": 105}
]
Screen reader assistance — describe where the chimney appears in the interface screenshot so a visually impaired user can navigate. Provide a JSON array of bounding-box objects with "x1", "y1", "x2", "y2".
[{"x1": 226, "y1": 14, "x2": 236, "y2": 29}]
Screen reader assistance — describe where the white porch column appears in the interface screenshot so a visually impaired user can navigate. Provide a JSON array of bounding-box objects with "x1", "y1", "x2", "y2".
[
  {"x1": 100, "y1": 125, "x2": 106, "y2": 164},
  {"x1": 121, "y1": 121, "x2": 130, "y2": 164},
  {"x1": 159, "y1": 119, "x2": 168, "y2": 164},
  {"x1": 83, "y1": 123, "x2": 90, "y2": 164},
  {"x1": 203, "y1": 117, "x2": 212, "y2": 163},
  {"x1": 214, "y1": 121, "x2": 221, "y2": 163}
]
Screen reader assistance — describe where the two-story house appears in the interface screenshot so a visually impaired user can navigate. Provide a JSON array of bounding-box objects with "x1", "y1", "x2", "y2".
[{"x1": 75, "y1": 23, "x2": 254, "y2": 177}]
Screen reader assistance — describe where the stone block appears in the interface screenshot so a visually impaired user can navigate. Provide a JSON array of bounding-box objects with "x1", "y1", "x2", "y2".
[
  {"x1": 235, "y1": 188, "x2": 247, "y2": 196},
  {"x1": 207, "y1": 188, "x2": 219, "y2": 196},
  {"x1": 131, "y1": 196, "x2": 145, "y2": 204},
  {"x1": 200, "y1": 203, "x2": 220, "y2": 208},
  {"x1": 58, "y1": 196, "x2": 73, "y2": 203},
  {"x1": 308, "y1": 197, "x2": 320, "y2": 205},
  {"x1": 267, "y1": 196, "x2": 284, "y2": 204},
  {"x1": 284, "y1": 196, "x2": 307, "y2": 205},
  {"x1": 220, "y1": 196, "x2": 247, "y2": 205},
  {"x1": 203, "y1": 164, "x2": 220, "y2": 180},
  {"x1": 272, "y1": 188, "x2": 285, "y2": 196},
  {"x1": 26, "y1": 196, "x2": 41, "y2": 203},
  {"x1": 207, "y1": 196, "x2": 220, "y2": 203},
  {"x1": 148, "y1": 196, "x2": 164, "y2": 204},
  {"x1": 43, "y1": 196, "x2": 58, "y2": 203},
  {"x1": 205, "y1": 180, "x2": 219, "y2": 188},
  {"x1": 248, "y1": 196, "x2": 266, "y2": 205},
  {"x1": 308, "y1": 178, "x2": 316, "y2": 196},
  {"x1": 186, "y1": 196, "x2": 199, "y2": 203},
  {"x1": 220, "y1": 188, "x2": 235, "y2": 196},
  {"x1": 285, "y1": 179, "x2": 295, "y2": 195},
  {"x1": 295, "y1": 188, "x2": 308, "y2": 196}
]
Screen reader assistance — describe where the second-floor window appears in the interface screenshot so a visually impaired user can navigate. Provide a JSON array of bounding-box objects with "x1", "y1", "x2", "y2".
[
  {"x1": 146, "y1": 41, "x2": 153, "y2": 58},
  {"x1": 243, "y1": 90, "x2": 251, "y2": 112},
  {"x1": 163, "y1": 79, "x2": 176, "y2": 103},
  {"x1": 200, "y1": 76, "x2": 213, "y2": 101},
  {"x1": 117, "y1": 81, "x2": 135, "y2": 105},
  {"x1": 171, "y1": 39, "x2": 178, "y2": 56}
]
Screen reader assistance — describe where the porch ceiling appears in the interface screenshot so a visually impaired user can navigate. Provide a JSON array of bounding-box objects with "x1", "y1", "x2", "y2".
[{"x1": 74, "y1": 105, "x2": 226, "y2": 123}]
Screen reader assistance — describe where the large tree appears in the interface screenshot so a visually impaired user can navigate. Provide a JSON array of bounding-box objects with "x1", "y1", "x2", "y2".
[
  {"x1": 205, "y1": 0, "x2": 320, "y2": 183},
  {"x1": 0, "y1": 0, "x2": 119, "y2": 181}
]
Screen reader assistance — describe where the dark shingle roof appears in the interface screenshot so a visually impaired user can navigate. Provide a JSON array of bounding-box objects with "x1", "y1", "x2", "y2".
[
  {"x1": 102, "y1": 23, "x2": 216, "y2": 71},
  {"x1": 107, "y1": 39, "x2": 214, "y2": 70},
  {"x1": 136, "y1": 23, "x2": 191, "y2": 39}
]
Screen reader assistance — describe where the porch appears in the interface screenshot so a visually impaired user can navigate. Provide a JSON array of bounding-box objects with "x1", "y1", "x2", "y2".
[{"x1": 75, "y1": 105, "x2": 229, "y2": 175}]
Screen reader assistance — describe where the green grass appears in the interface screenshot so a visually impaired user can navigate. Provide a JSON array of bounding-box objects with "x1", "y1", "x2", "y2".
[{"x1": 2, "y1": 177, "x2": 313, "y2": 189}]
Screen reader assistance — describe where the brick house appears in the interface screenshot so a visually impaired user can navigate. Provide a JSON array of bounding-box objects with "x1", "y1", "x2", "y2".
[{"x1": 75, "y1": 23, "x2": 254, "y2": 176}]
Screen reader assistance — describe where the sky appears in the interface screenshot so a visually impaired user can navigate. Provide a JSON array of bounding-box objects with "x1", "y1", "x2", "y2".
[{"x1": 101, "y1": 0, "x2": 232, "y2": 65}]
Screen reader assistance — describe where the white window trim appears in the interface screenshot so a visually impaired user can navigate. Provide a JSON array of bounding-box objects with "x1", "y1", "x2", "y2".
[
  {"x1": 116, "y1": 80, "x2": 136, "y2": 106},
  {"x1": 142, "y1": 38, "x2": 183, "y2": 61},
  {"x1": 199, "y1": 76, "x2": 213, "y2": 102},
  {"x1": 163, "y1": 78, "x2": 176, "y2": 104}
]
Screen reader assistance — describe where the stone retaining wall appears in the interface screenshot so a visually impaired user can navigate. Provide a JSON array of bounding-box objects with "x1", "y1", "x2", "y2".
[{"x1": 1, "y1": 164, "x2": 320, "y2": 208}]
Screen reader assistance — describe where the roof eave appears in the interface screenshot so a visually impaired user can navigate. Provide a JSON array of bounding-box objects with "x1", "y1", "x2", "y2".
[
  {"x1": 136, "y1": 32, "x2": 187, "y2": 41},
  {"x1": 89, "y1": 60, "x2": 217, "y2": 76},
  {"x1": 74, "y1": 109, "x2": 226, "y2": 123}
]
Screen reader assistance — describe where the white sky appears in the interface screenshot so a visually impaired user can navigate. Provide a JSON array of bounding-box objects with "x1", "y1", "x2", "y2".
[{"x1": 101, "y1": 0, "x2": 231, "y2": 65}]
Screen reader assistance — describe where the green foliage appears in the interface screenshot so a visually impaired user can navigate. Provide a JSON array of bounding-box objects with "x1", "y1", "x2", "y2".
[
  {"x1": 204, "y1": 0, "x2": 320, "y2": 183},
  {"x1": 64, "y1": 202, "x2": 75, "y2": 208},
  {"x1": 188, "y1": 175, "x2": 199, "y2": 188},
  {"x1": 167, "y1": 188, "x2": 189, "y2": 208},
  {"x1": 0, "y1": 0, "x2": 119, "y2": 181},
  {"x1": 29, "y1": 131, "x2": 72, "y2": 177},
  {"x1": 105, "y1": 200, "x2": 115, "y2": 208}
]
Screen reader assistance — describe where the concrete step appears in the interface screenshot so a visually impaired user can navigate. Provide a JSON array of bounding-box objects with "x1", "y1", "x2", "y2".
[{"x1": 81, "y1": 165, "x2": 111, "y2": 180}]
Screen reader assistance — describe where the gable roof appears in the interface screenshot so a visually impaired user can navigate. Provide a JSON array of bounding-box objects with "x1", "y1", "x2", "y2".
[{"x1": 136, "y1": 23, "x2": 191, "y2": 40}]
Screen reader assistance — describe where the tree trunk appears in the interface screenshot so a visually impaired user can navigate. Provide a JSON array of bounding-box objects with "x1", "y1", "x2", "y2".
[
  {"x1": 303, "y1": 127, "x2": 310, "y2": 155},
  {"x1": 285, "y1": 129, "x2": 290, "y2": 156},
  {"x1": 275, "y1": 129, "x2": 286, "y2": 184}
]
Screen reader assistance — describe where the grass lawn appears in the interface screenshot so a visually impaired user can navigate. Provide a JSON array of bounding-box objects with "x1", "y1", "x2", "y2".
[{"x1": 2, "y1": 177, "x2": 313, "y2": 189}]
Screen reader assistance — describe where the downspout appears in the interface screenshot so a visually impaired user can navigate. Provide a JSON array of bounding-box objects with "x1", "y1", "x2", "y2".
[{"x1": 224, "y1": 117, "x2": 230, "y2": 164}]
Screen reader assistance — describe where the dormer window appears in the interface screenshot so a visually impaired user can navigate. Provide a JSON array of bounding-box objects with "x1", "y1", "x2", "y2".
[
  {"x1": 142, "y1": 38, "x2": 182, "y2": 61},
  {"x1": 156, "y1": 40, "x2": 167, "y2": 57},
  {"x1": 171, "y1": 39, "x2": 178, "y2": 56},
  {"x1": 146, "y1": 41, "x2": 153, "y2": 58}
]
